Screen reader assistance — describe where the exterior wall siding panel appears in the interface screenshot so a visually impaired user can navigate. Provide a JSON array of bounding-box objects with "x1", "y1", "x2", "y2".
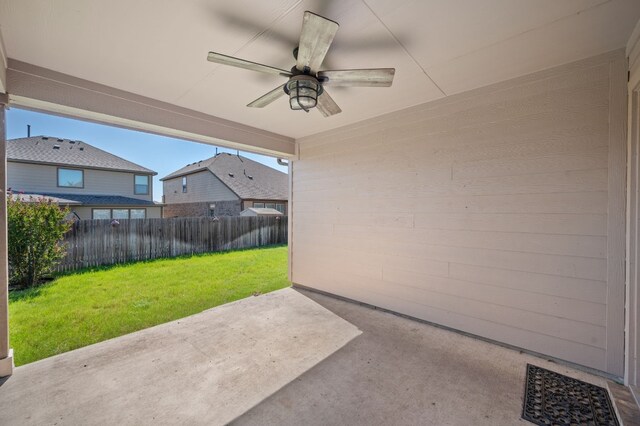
[
  {"x1": 163, "y1": 170, "x2": 238, "y2": 204},
  {"x1": 291, "y1": 50, "x2": 627, "y2": 376},
  {"x1": 7, "y1": 162, "x2": 153, "y2": 201}
]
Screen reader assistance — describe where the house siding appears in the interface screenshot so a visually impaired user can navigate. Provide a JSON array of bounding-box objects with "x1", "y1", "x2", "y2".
[
  {"x1": 291, "y1": 50, "x2": 626, "y2": 376},
  {"x1": 163, "y1": 170, "x2": 238, "y2": 204},
  {"x1": 7, "y1": 162, "x2": 153, "y2": 201}
]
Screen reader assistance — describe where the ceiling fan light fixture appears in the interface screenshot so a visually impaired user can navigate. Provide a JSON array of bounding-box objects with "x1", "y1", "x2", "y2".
[
  {"x1": 207, "y1": 11, "x2": 395, "y2": 117},
  {"x1": 284, "y1": 75, "x2": 322, "y2": 111}
]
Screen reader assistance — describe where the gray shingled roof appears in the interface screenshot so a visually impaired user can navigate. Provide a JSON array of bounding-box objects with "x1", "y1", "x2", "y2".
[
  {"x1": 7, "y1": 136, "x2": 156, "y2": 175},
  {"x1": 161, "y1": 153, "x2": 287, "y2": 200},
  {"x1": 15, "y1": 192, "x2": 159, "y2": 206},
  {"x1": 11, "y1": 193, "x2": 82, "y2": 205}
]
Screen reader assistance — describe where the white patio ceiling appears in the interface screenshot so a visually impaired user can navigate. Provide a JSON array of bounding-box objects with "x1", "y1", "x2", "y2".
[{"x1": 0, "y1": 0, "x2": 639, "y2": 139}]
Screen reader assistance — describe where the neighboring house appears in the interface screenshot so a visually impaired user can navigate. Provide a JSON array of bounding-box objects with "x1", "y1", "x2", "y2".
[
  {"x1": 7, "y1": 136, "x2": 162, "y2": 220},
  {"x1": 161, "y1": 153, "x2": 287, "y2": 217}
]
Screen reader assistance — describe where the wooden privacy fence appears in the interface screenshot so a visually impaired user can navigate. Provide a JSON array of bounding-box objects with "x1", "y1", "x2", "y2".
[{"x1": 56, "y1": 216, "x2": 288, "y2": 272}]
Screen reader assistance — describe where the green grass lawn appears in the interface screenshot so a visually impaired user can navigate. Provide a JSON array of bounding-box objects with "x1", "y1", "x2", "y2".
[{"x1": 9, "y1": 245, "x2": 289, "y2": 366}]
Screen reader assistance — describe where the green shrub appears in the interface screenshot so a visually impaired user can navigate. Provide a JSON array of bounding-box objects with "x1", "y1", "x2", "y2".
[{"x1": 8, "y1": 195, "x2": 71, "y2": 288}]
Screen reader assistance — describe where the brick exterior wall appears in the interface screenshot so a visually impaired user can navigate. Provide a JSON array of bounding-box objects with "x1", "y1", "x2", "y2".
[{"x1": 163, "y1": 200, "x2": 241, "y2": 218}]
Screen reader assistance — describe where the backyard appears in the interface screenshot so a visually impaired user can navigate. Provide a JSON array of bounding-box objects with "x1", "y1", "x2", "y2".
[{"x1": 8, "y1": 245, "x2": 289, "y2": 366}]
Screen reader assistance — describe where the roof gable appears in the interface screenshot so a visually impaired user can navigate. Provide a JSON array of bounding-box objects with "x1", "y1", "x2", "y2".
[
  {"x1": 162, "y1": 153, "x2": 287, "y2": 200},
  {"x1": 7, "y1": 136, "x2": 156, "y2": 175}
]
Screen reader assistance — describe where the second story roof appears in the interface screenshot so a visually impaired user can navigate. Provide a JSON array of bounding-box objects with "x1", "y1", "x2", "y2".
[
  {"x1": 161, "y1": 153, "x2": 287, "y2": 200},
  {"x1": 7, "y1": 136, "x2": 156, "y2": 175},
  {"x1": 12, "y1": 192, "x2": 160, "y2": 206}
]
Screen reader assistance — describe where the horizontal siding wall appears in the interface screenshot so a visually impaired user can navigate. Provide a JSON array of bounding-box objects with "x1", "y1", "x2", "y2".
[
  {"x1": 7, "y1": 162, "x2": 153, "y2": 201},
  {"x1": 291, "y1": 49, "x2": 627, "y2": 376},
  {"x1": 163, "y1": 170, "x2": 238, "y2": 204}
]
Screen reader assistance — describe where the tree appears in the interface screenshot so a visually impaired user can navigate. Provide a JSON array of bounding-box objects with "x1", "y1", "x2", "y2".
[{"x1": 7, "y1": 194, "x2": 72, "y2": 288}]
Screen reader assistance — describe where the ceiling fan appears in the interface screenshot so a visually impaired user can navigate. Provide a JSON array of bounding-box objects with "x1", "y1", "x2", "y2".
[{"x1": 207, "y1": 11, "x2": 395, "y2": 117}]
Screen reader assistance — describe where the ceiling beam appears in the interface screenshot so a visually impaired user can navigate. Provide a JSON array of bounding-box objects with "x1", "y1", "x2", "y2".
[{"x1": 6, "y1": 60, "x2": 295, "y2": 158}]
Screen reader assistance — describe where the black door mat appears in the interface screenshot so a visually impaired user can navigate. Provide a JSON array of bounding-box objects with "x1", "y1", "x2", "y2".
[{"x1": 522, "y1": 364, "x2": 619, "y2": 426}]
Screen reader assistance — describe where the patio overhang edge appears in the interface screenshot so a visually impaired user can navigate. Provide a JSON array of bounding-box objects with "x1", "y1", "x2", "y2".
[{"x1": 5, "y1": 60, "x2": 295, "y2": 158}]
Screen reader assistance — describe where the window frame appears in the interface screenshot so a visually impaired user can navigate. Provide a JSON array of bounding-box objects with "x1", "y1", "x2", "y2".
[
  {"x1": 91, "y1": 208, "x2": 148, "y2": 220},
  {"x1": 253, "y1": 202, "x2": 265, "y2": 208},
  {"x1": 130, "y1": 209, "x2": 146, "y2": 219},
  {"x1": 57, "y1": 167, "x2": 84, "y2": 188},
  {"x1": 112, "y1": 209, "x2": 130, "y2": 219},
  {"x1": 134, "y1": 174, "x2": 150, "y2": 195},
  {"x1": 91, "y1": 208, "x2": 111, "y2": 220},
  {"x1": 182, "y1": 176, "x2": 187, "y2": 193}
]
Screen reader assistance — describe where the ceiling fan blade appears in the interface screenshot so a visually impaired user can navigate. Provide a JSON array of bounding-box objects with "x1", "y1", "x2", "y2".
[
  {"x1": 208, "y1": 52, "x2": 292, "y2": 77},
  {"x1": 317, "y1": 90, "x2": 342, "y2": 117},
  {"x1": 318, "y1": 69, "x2": 395, "y2": 87},
  {"x1": 247, "y1": 85, "x2": 286, "y2": 108},
  {"x1": 296, "y1": 11, "x2": 339, "y2": 74}
]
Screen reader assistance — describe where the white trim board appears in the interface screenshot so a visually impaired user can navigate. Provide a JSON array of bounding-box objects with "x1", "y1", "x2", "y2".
[{"x1": 6, "y1": 60, "x2": 295, "y2": 158}]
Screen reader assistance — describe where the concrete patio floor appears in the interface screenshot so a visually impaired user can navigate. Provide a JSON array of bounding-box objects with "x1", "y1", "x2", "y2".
[
  {"x1": 0, "y1": 286, "x2": 629, "y2": 426},
  {"x1": 234, "y1": 288, "x2": 619, "y2": 426},
  {"x1": 0, "y1": 288, "x2": 361, "y2": 425}
]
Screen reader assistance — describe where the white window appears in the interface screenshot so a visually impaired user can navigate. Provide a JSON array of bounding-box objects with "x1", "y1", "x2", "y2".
[
  {"x1": 265, "y1": 203, "x2": 276, "y2": 209},
  {"x1": 134, "y1": 175, "x2": 149, "y2": 195},
  {"x1": 92, "y1": 209, "x2": 110, "y2": 219},
  {"x1": 182, "y1": 176, "x2": 187, "y2": 193},
  {"x1": 276, "y1": 204, "x2": 285, "y2": 214},
  {"x1": 58, "y1": 168, "x2": 83, "y2": 188},
  {"x1": 130, "y1": 209, "x2": 146, "y2": 219},
  {"x1": 92, "y1": 209, "x2": 145, "y2": 219},
  {"x1": 253, "y1": 202, "x2": 265, "y2": 208},
  {"x1": 112, "y1": 209, "x2": 130, "y2": 219}
]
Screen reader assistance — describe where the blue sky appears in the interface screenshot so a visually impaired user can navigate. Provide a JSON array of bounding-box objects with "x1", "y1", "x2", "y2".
[{"x1": 6, "y1": 108, "x2": 288, "y2": 202}]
